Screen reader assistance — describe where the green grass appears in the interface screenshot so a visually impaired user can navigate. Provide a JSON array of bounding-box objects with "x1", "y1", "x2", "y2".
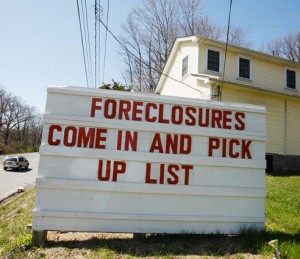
[
  {"x1": 238, "y1": 175, "x2": 300, "y2": 258},
  {"x1": 0, "y1": 176, "x2": 299, "y2": 258},
  {"x1": 0, "y1": 188, "x2": 35, "y2": 257}
]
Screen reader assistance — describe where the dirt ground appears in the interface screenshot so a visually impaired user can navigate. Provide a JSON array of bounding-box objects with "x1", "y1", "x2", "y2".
[{"x1": 24, "y1": 231, "x2": 266, "y2": 258}]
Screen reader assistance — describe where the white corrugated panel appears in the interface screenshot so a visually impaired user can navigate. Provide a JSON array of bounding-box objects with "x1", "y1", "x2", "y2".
[{"x1": 33, "y1": 86, "x2": 266, "y2": 235}]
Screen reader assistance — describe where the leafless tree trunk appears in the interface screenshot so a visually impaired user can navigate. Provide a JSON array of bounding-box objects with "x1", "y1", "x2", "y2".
[
  {"x1": 264, "y1": 31, "x2": 300, "y2": 62},
  {"x1": 120, "y1": 0, "x2": 252, "y2": 92},
  {"x1": 120, "y1": 0, "x2": 179, "y2": 92},
  {"x1": 0, "y1": 87, "x2": 43, "y2": 152}
]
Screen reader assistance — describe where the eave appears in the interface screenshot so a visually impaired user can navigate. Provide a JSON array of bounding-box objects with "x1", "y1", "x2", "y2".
[{"x1": 209, "y1": 78, "x2": 300, "y2": 101}]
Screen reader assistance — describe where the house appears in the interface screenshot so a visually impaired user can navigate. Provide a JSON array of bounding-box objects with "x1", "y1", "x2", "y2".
[{"x1": 155, "y1": 36, "x2": 300, "y2": 174}]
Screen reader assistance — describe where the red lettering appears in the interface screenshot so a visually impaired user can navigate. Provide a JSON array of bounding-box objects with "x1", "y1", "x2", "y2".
[
  {"x1": 145, "y1": 163, "x2": 157, "y2": 184},
  {"x1": 229, "y1": 139, "x2": 240, "y2": 158},
  {"x1": 63, "y1": 126, "x2": 77, "y2": 147},
  {"x1": 198, "y1": 108, "x2": 210, "y2": 127},
  {"x1": 77, "y1": 127, "x2": 95, "y2": 148},
  {"x1": 211, "y1": 109, "x2": 222, "y2": 128},
  {"x1": 171, "y1": 106, "x2": 183, "y2": 125},
  {"x1": 90, "y1": 98, "x2": 102, "y2": 117},
  {"x1": 48, "y1": 125, "x2": 62, "y2": 145},
  {"x1": 180, "y1": 135, "x2": 191, "y2": 154},
  {"x1": 242, "y1": 140, "x2": 252, "y2": 159},
  {"x1": 158, "y1": 104, "x2": 169, "y2": 124},
  {"x1": 167, "y1": 164, "x2": 179, "y2": 184},
  {"x1": 118, "y1": 100, "x2": 131, "y2": 120},
  {"x1": 222, "y1": 138, "x2": 227, "y2": 157},
  {"x1": 98, "y1": 160, "x2": 111, "y2": 181},
  {"x1": 208, "y1": 137, "x2": 220, "y2": 156},
  {"x1": 235, "y1": 112, "x2": 245, "y2": 130},
  {"x1": 182, "y1": 164, "x2": 193, "y2": 185},
  {"x1": 145, "y1": 103, "x2": 157, "y2": 122},
  {"x1": 98, "y1": 160, "x2": 127, "y2": 182},
  {"x1": 103, "y1": 99, "x2": 117, "y2": 119},
  {"x1": 95, "y1": 128, "x2": 107, "y2": 149},
  {"x1": 208, "y1": 138, "x2": 252, "y2": 159},
  {"x1": 124, "y1": 131, "x2": 138, "y2": 151},
  {"x1": 223, "y1": 110, "x2": 232, "y2": 129},
  {"x1": 132, "y1": 101, "x2": 143, "y2": 121},
  {"x1": 117, "y1": 130, "x2": 138, "y2": 151},
  {"x1": 112, "y1": 161, "x2": 126, "y2": 181},
  {"x1": 145, "y1": 163, "x2": 193, "y2": 185},
  {"x1": 149, "y1": 133, "x2": 164, "y2": 153},
  {"x1": 117, "y1": 130, "x2": 122, "y2": 150},
  {"x1": 159, "y1": 164, "x2": 164, "y2": 184},
  {"x1": 165, "y1": 134, "x2": 178, "y2": 154},
  {"x1": 185, "y1": 107, "x2": 196, "y2": 126}
]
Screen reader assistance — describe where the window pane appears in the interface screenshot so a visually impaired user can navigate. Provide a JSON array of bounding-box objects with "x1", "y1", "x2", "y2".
[
  {"x1": 286, "y1": 70, "x2": 296, "y2": 89},
  {"x1": 182, "y1": 56, "x2": 188, "y2": 77},
  {"x1": 207, "y1": 49, "x2": 220, "y2": 72},
  {"x1": 239, "y1": 58, "x2": 250, "y2": 79},
  {"x1": 6, "y1": 158, "x2": 17, "y2": 162}
]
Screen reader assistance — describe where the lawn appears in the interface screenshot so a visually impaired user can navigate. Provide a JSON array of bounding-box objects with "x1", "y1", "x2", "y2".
[{"x1": 0, "y1": 175, "x2": 299, "y2": 258}]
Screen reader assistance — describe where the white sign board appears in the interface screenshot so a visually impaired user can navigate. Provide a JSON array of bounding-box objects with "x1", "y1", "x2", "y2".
[{"x1": 33, "y1": 86, "x2": 266, "y2": 240}]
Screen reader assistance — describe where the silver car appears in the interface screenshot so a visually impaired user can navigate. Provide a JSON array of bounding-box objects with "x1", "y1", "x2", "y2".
[{"x1": 3, "y1": 156, "x2": 29, "y2": 171}]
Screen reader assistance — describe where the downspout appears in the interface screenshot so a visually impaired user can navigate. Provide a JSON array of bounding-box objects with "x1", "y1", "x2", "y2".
[{"x1": 284, "y1": 100, "x2": 287, "y2": 155}]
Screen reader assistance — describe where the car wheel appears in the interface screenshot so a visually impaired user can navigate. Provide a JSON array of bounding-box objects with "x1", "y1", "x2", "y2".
[
  {"x1": 4, "y1": 167, "x2": 7, "y2": 171},
  {"x1": 25, "y1": 165, "x2": 29, "y2": 170}
]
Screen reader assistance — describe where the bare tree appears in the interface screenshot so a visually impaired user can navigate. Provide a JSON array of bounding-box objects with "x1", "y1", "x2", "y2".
[
  {"x1": 120, "y1": 0, "x2": 179, "y2": 92},
  {"x1": 120, "y1": 0, "x2": 252, "y2": 92},
  {"x1": 177, "y1": 0, "x2": 223, "y2": 40},
  {"x1": 264, "y1": 31, "x2": 300, "y2": 62},
  {"x1": 0, "y1": 87, "x2": 43, "y2": 153},
  {"x1": 228, "y1": 26, "x2": 252, "y2": 48}
]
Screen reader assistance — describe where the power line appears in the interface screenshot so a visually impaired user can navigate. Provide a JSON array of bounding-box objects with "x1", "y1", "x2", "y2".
[
  {"x1": 94, "y1": 0, "x2": 97, "y2": 88},
  {"x1": 220, "y1": 0, "x2": 233, "y2": 100},
  {"x1": 76, "y1": 0, "x2": 90, "y2": 88},
  {"x1": 98, "y1": 18, "x2": 206, "y2": 96},
  {"x1": 82, "y1": 0, "x2": 94, "y2": 87},
  {"x1": 102, "y1": 0, "x2": 110, "y2": 83},
  {"x1": 95, "y1": 1, "x2": 103, "y2": 87}
]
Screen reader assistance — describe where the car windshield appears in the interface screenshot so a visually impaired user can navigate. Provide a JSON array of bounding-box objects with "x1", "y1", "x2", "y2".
[{"x1": 5, "y1": 158, "x2": 17, "y2": 162}]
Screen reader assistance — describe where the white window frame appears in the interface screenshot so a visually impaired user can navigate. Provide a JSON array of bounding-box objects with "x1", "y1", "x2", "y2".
[
  {"x1": 285, "y1": 67, "x2": 297, "y2": 90},
  {"x1": 205, "y1": 46, "x2": 222, "y2": 74},
  {"x1": 237, "y1": 55, "x2": 252, "y2": 80},
  {"x1": 182, "y1": 55, "x2": 189, "y2": 77}
]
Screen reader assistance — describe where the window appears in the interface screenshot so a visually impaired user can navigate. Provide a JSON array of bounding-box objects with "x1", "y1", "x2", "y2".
[
  {"x1": 182, "y1": 56, "x2": 188, "y2": 77},
  {"x1": 238, "y1": 57, "x2": 251, "y2": 79},
  {"x1": 286, "y1": 69, "x2": 296, "y2": 89},
  {"x1": 207, "y1": 49, "x2": 220, "y2": 72}
]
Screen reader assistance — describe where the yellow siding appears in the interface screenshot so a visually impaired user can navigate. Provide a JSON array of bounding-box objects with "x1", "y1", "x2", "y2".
[
  {"x1": 286, "y1": 100, "x2": 300, "y2": 155},
  {"x1": 161, "y1": 39, "x2": 300, "y2": 156},
  {"x1": 222, "y1": 86, "x2": 285, "y2": 155},
  {"x1": 223, "y1": 52, "x2": 236, "y2": 82},
  {"x1": 199, "y1": 43, "x2": 300, "y2": 96},
  {"x1": 252, "y1": 59, "x2": 284, "y2": 91},
  {"x1": 160, "y1": 41, "x2": 201, "y2": 98}
]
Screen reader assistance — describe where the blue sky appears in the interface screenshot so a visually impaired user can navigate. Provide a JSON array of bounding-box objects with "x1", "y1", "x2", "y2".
[{"x1": 0, "y1": 0, "x2": 299, "y2": 113}]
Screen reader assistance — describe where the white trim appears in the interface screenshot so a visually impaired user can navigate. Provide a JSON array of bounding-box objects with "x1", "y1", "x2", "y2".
[
  {"x1": 205, "y1": 46, "x2": 223, "y2": 73},
  {"x1": 33, "y1": 210, "x2": 265, "y2": 224},
  {"x1": 237, "y1": 55, "x2": 252, "y2": 80},
  {"x1": 39, "y1": 145, "x2": 266, "y2": 169},
  {"x1": 35, "y1": 178, "x2": 266, "y2": 198}
]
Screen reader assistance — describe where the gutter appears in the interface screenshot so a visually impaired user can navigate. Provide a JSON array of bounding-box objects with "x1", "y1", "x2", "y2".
[{"x1": 209, "y1": 78, "x2": 300, "y2": 100}]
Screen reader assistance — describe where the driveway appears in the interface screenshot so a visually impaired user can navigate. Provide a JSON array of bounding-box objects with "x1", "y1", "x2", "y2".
[{"x1": 0, "y1": 152, "x2": 39, "y2": 201}]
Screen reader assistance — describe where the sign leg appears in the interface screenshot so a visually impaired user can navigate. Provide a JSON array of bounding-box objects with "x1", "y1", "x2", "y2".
[{"x1": 32, "y1": 230, "x2": 47, "y2": 245}]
